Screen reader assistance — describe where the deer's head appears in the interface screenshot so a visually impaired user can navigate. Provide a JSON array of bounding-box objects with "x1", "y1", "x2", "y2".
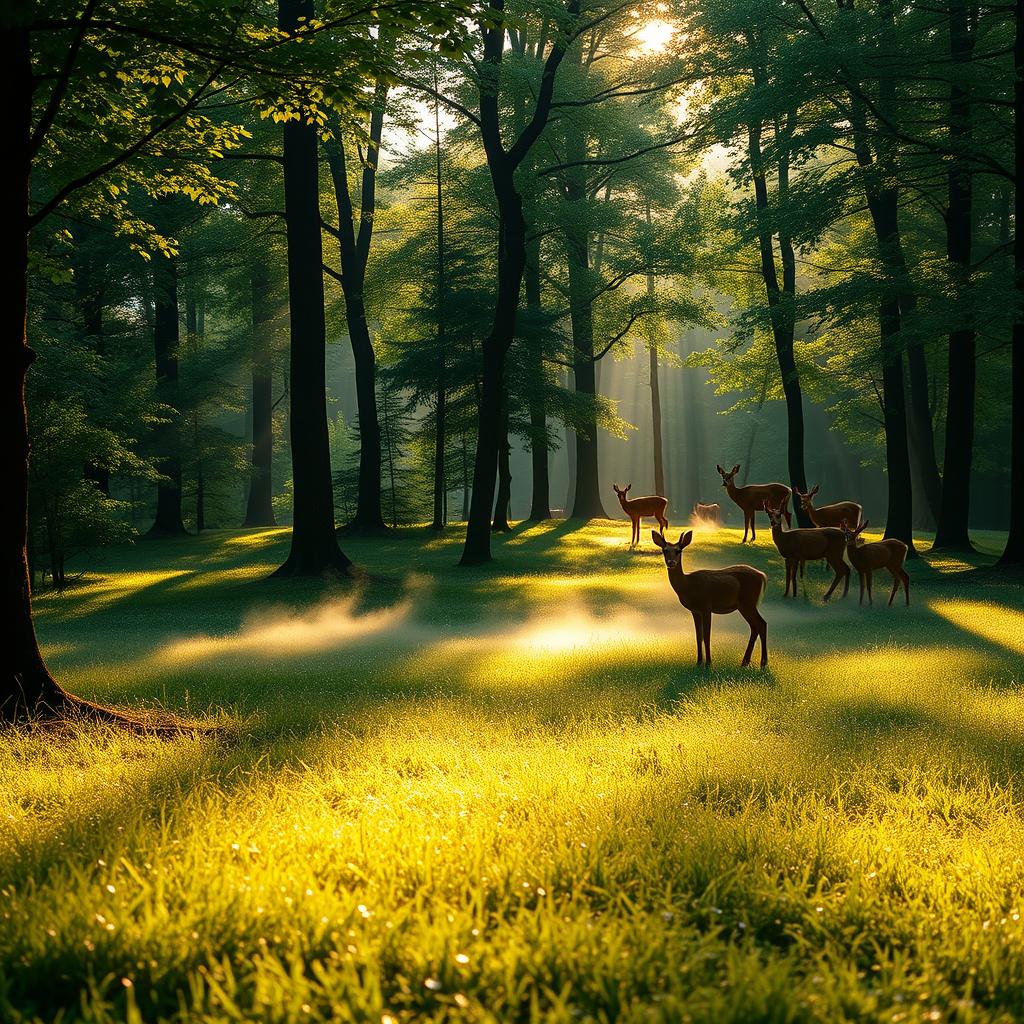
[
  {"x1": 652, "y1": 529, "x2": 692, "y2": 569},
  {"x1": 840, "y1": 519, "x2": 868, "y2": 545},
  {"x1": 612, "y1": 483, "x2": 632, "y2": 498},
  {"x1": 716, "y1": 464, "x2": 740, "y2": 488},
  {"x1": 793, "y1": 484, "x2": 819, "y2": 513},
  {"x1": 763, "y1": 501, "x2": 785, "y2": 528}
]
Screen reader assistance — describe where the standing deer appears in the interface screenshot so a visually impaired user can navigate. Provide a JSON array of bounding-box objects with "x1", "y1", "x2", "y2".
[
  {"x1": 652, "y1": 530, "x2": 767, "y2": 667},
  {"x1": 613, "y1": 483, "x2": 669, "y2": 547},
  {"x1": 715, "y1": 463, "x2": 791, "y2": 542},
  {"x1": 793, "y1": 485, "x2": 862, "y2": 530},
  {"x1": 763, "y1": 502, "x2": 850, "y2": 601},
  {"x1": 840, "y1": 520, "x2": 910, "y2": 606}
]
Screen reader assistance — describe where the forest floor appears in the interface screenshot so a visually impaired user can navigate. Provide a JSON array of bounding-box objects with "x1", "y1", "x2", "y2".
[{"x1": 4, "y1": 519, "x2": 1024, "y2": 1023}]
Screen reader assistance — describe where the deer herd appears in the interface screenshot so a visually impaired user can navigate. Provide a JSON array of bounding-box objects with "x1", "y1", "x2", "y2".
[{"x1": 613, "y1": 462, "x2": 911, "y2": 670}]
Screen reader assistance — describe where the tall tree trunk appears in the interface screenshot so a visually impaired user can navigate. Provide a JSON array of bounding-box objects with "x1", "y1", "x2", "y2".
[
  {"x1": 880, "y1": 294, "x2": 915, "y2": 546},
  {"x1": 745, "y1": 103, "x2": 810, "y2": 524},
  {"x1": 2, "y1": 8, "x2": 76, "y2": 720},
  {"x1": 74, "y1": 232, "x2": 110, "y2": 495},
  {"x1": 933, "y1": 0, "x2": 976, "y2": 551},
  {"x1": 273, "y1": 0, "x2": 351, "y2": 576},
  {"x1": 148, "y1": 228, "x2": 186, "y2": 537},
  {"x1": 1001, "y1": 0, "x2": 1024, "y2": 565},
  {"x1": 244, "y1": 258, "x2": 276, "y2": 526},
  {"x1": 432, "y1": 78, "x2": 447, "y2": 531},
  {"x1": 492, "y1": 404, "x2": 512, "y2": 531},
  {"x1": 323, "y1": 80, "x2": 389, "y2": 533},
  {"x1": 525, "y1": 238, "x2": 551, "y2": 521},
  {"x1": 460, "y1": 1, "x2": 576, "y2": 564}
]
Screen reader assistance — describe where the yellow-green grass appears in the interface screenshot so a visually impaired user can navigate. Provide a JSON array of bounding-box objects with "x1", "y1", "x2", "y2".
[{"x1": 3, "y1": 521, "x2": 1024, "y2": 1023}]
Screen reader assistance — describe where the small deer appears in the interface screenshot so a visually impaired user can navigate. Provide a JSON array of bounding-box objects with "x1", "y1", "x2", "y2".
[
  {"x1": 652, "y1": 529, "x2": 768, "y2": 668},
  {"x1": 764, "y1": 502, "x2": 850, "y2": 601},
  {"x1": 692, "y1": 502, "x2": 721, "y2": 524},
  {"x1": 716, "y1": 464, "x2": 791, "y2": 543},
  {"x1": 840, "y1": 520, "x2": 910, "y2": 607},
  {"x1": 613, "y1": 483, "x2": 669, "y2": 547},
  {"x1": 793, "y1": 485, "x2": 862, "y2": 530}
]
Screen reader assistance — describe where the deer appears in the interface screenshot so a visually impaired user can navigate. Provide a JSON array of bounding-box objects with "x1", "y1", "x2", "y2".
[
  {"x1": 793, "y1": 485, "x2": 862, "y2": 530},
  {"x1": 692, "y1": 502, "x2": 721, "y2": 524},
  {"x1": 715, "y1": 464, "x2": 791, "y2": 543},
  {"x1": 652, "y1": 530, "x2": 768, "y2": 668},
  {"x1": 840, "y1": 520, "x2": 910, "y2": 607},
  {"x1": 612, "y1": 483, "x2": 669, "y2": 547},
  {"x1": 763, "y1": 502, "x2": 850, "y2": 601}
]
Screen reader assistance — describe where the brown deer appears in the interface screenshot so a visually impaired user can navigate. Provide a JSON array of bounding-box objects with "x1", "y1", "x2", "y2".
[
  {"x1": 652, "y1": 529, "x2": 768, "y2": 668},
  {"x1": 840, "y1": 520, "x2": 910, "y2": 606},
  {"x1": 716, "y1": 464, "x2": 791, "y2": 542},
  {"x1": 613, "y1": 483, "x2": 669, "y2": 547},
  {"x1": 793, "y1": 485, "x2": 862, "y2": 530},
  {"x1": 764, "y1": 502, "x2": 850, "y2": 601},
  {"x1": 692, "y1": 502, "x2": 721, "y2": 523}
]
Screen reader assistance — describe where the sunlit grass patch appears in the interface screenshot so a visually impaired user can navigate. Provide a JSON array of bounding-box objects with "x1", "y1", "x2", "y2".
[
  {"x1": 930, "y1": 598, "x2": 1024, "y2": 656},
  {"x1": 5, "y1": 522, "x2": 1024, "y2": 1022}
]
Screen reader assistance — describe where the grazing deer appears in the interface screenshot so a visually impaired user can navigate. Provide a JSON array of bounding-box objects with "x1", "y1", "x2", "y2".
[
  {"x1": 764, "y1": 502, "x2": 850, "y2": 601},
  {"x1": 840, "y1": 520, "x2": 910, "y2": 607},
  {"x1": 613, "y1": 483, "x2": 669, "y2": 547},
  {"x1": 793, "y1": 485, "x2": 862, "y2": 530},
  {"x1": 652, "y1": 530, "x2": 768, "y2": 668},
  {"x1": 692, "y1": 502, "x2": 721, "y2": 523},
  {"x1": 715, "y1": 464, "x2": 791, "y2": 542}
]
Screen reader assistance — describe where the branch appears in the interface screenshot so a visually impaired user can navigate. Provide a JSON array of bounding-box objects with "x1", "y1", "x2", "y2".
[
  {"x1": 29, "y1": 0, "x2": 100, "y2": 158},
  {"x1": 538, "y1": 131, "x2": 691, "y2": 176}
]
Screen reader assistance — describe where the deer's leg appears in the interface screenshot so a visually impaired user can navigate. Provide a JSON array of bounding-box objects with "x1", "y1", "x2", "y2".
[
  {"x1": 739, "y1": 608, "x2": 761, "y2": 666},
  {"x1": 866, "y1": 571, "x2": 873, "y2": 605},
  {"x1": 749, "y1": 511, "x2": 756, "y2": 542},
  {"x1": 858, "y1": 571, "x2": 865, "y2": 605},
  {"x1": 823, "y1": 557, "x2": 844, "y2": 602},
  {"x1": 887, "y1": 569, "x2": 900, "y2": 607},
  {"x1": 691, "y1": 610, "x2": 703, "y2": 664},
  {"x1": 903, "y1": 569, "x2": 910, "y2": 606},
  {"x1": 841, "y1": 563, "x2": 850, "y2": 598},
  {"x1": 741, "y1": 512, "x2": 749, "y2": 544},
  {"x1": 702, "y1": 613, "x2": 713, "y2": 668},
  {"x1": 758, "y1": 613, "x2": 768, "y2": 668}
]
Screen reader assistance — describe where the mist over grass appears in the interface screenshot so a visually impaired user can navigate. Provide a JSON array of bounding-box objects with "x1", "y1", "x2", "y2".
[{"x1": 3, "y1": 521, "x2": 1024, "y2": 1022}]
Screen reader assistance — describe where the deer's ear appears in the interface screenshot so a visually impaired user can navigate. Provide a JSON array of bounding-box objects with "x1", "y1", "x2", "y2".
[
  {"x1": 716, "y1": 464, "x2": 725, "y2": 475},
  {"x1": 731, "y1": 464, "x2": 740, "y2": 475},
  {"x1": 651, "y1": 530, "x2": 666, "y2": 548},
  {"x1": 811, "y1": 484, "x2": 820, "y2": 496},
  {"x1": 680, "y1": 530, "x2": 693, "y2": 549},
  {"x1": 625, "y1": 484, "x2": 631, "y2": 493}
]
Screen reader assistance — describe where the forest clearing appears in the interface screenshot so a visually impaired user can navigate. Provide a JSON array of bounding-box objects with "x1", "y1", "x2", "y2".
[
  {"x1": 9, "y1": 0, "x2": 1024, "y2": 1018},
  {"x1": 4, "y1": 522, "x2": 1024, "y2": 1021}
]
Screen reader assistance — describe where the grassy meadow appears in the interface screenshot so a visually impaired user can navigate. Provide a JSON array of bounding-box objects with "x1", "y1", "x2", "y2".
[{"x1": 3, "y1": 519, "x2": 1024, "y2": 1023}]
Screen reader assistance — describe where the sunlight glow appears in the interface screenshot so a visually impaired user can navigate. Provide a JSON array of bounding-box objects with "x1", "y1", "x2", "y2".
[
  {"x1": 633, "y1": 18, "x2": 676, "y2": 54},
  {"x1": 929, "y1": 599, "x2": 1024, "y2": 657}
]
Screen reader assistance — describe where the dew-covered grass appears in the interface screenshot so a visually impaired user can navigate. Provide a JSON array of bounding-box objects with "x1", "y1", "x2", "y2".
[{"x1": 3, "y1": 520, "x2": 1024, "y2": 1022}]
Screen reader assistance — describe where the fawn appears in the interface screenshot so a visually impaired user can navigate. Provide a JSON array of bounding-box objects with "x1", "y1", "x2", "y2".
[
  {"x1": 613, "y1": 483, "x2": 669, "y2": 547},
  {"x1": 652, "y1": 529, "x2": 768, "y2": 668},
  {"x1": 716, "y1": 464, "x2": 791, "y2": 542},
  {"x1": 793, "y1": 485, "x2": 862, "y2": 530},
  {"x1": 692, "y1": 502, "x2": 721, "y2": 523},
  {"x1": 840, "y1": 520, "x2": 910, "y2": 606},
  {"x1": 764, "y1": 502, "x2": 850, "y2": 601}
]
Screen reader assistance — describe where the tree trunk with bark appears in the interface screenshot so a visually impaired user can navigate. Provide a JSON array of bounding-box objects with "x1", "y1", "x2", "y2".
[
  {"x1": 459, "y1": 2, "x2": 576, "y2": 564},
  {"x1": 933, "y1": 0, "x2": 976, "y2": 551},
  {"x1": 492, "y1": 404, "x2": 512, "y2": 531},
  {"x1": 243, "y1": 259, "x2": 276, "y2": 526},
  {"x1": 1001, "y1": 0, "x2": 1024, "y2": 565},
  {"x1": 431, "y1": 79, "x2": 447, "y2": 531},
  {"x1": 745, "y1": 100, "x2": 810, "y2": 524},
  {"x1": 3, "y1": 10, "x2": 79, "y2": 720},
  {"x1": 273, "y1": 0, "x2": 352, "y2": 576},
  {"x1": 323, "y1": 76, "x2": 389, "y2": 533},
  {"x1": 148, "y1": 229, "x2": 187, "y2": 537},
  {"x1": 525, "y1": 239, "x2": 551, "y2": 521}
]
